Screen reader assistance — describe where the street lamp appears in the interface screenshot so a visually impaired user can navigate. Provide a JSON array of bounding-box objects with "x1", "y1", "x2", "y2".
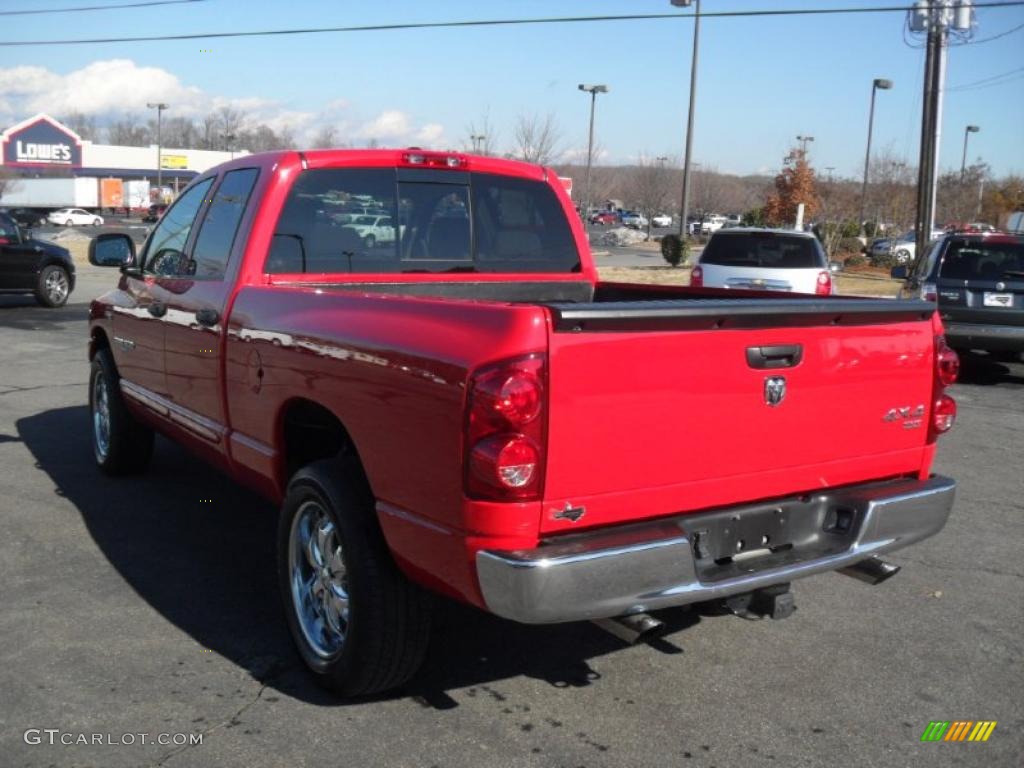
[
  {"x1": 796, "y1": 134, "x2": 815, "y2": 154},
  {"x1": 858, "y1": 77, "x2": 893, "y2": 228},
  {"x1": 671, "y1": 0, "x2": 701, "y2": 239},
  {"x1": 470, "y1": 133, "x2": 486, "y2": 154},
  {"x1": 578, "y1": 83, "x2": 609, "y2": 220},
  {"x1": 146, "y1": 102, "x2": 169, "y2": 197},
  {"x1": 223, "y1": 132, "x2": 237, "y2": 160},
  {"x1": 960, "y1": 124, "x2": 980, "y2": 177}
]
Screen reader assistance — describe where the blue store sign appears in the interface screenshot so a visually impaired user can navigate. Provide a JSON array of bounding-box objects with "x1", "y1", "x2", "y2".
[{"x1": 2, "y1": 115, "x2": 82, "y2": 167}]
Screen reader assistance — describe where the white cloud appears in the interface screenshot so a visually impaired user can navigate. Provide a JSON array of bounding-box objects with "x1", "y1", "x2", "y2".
[{"x1": 0, "y1": 59, "x2": 444, "y2": 149}]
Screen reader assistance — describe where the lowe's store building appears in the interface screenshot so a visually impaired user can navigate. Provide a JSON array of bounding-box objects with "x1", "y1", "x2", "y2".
[{"x1": 0, "y1": 113, "x2": 242, "y2": 209}]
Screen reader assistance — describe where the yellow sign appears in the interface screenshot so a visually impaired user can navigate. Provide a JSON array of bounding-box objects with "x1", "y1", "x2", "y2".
[{"x1": 160, "y1": 154, "x2": 188, "y2": 169}]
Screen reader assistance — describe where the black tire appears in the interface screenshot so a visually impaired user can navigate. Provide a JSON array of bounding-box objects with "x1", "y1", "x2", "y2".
[
  {"x1": 363, "y1": 234, "x2": 376, "y2": 249},
  {"x1": 89, "y1": 348, "x2": 154, "y2": 475},
  {"x1": 93, "y1": 218, "x2": 102, "y2": 226},
  {"x1": 277, "y1": 458, "x2": 432, "y2": 697},
  {"x1": 35, "y1": 265, "x2": 71, "y2": 308}
]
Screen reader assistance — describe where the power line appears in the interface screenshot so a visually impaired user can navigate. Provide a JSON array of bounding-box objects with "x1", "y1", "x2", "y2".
[
  {"x1": 955, "y1": 19, "x2": 1024, "y2": 43},
  {"x1": 946, "y1": 65, "x2": 1024, "y2": 90},
  {"x1": 0, "y1": 0, "x2": 207, "y2": 16},
  {"x1": 2, "y1": 1, "x2": 1024, "y2": 47}
]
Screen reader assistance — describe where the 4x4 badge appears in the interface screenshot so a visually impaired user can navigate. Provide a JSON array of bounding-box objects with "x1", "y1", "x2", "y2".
[
  {"x1": 764, "y1": 376, "x2": 786, "y2": 407},
  {"x1": 553, "y1": 503, "x2": 586, "y2": 523}
]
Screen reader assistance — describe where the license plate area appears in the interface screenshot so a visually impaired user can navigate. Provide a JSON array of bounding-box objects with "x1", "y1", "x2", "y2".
[
  {"x1": 686, "y1": 494, "x2": 867, "y2": 582},
  {"x1": 983, "y1": 292, "x2": 1013, "y2": 308}
]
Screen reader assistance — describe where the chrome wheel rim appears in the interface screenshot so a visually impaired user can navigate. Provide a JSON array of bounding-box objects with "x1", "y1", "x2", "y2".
[
  {"x1": 92, "y1": 371, "x2": 110, "y2": 462},
  {"x1": 45, "y1": 270, "x2": 68, "y2": 304},
  {"x1": 289, "y1": 500, "x2": 349, "y2": 659}
]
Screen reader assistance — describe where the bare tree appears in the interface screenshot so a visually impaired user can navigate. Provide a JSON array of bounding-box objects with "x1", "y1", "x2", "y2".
[
  {"x1": 311, "y1": 126, "x2": 339, "y2": 149},
  {"x1": 463, "y1": 109, "x2": 499, "y2": 155},
  {"x1": 937, "y1": 161, "x2": 989, "y2": 225},
  {"x1": 156, "y1": 116, "x2": 199, "y2": 149},
  {"x1": 59, "y1": 112, "x2": 100, "y2": 142},
  {"x1": 627, "y1": 156, "x2": 675, "y2": 236},
  {"x1": 866, "y1": 148, "x2": 916, "y2": 234},
  {"x1": 513, "y1": 112, "x2": 561, "y2": 165},
  {"x1": 107, "y1": 115, "x2": 150, "y2": 146}
]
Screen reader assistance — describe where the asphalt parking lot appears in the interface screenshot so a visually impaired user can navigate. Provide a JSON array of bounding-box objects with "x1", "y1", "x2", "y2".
[{"x1": 0, "y1": 264, "x2": 1021, "y2": 768}]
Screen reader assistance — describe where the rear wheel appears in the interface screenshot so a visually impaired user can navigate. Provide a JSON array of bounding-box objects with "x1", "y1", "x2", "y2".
[
  {"x1": 278, "y1": 458, "x2": 432, "y2": 697},
  {"x1": 64, "y1": 219, "x2": 74, "y2": 227},
  {"x1": 363, "y1": 234, "x2": 376, "y2": 249},
  {"x1": 35, "y1": 265, "x2": 70, "y2": 307},
  {"x1": 89, "y1": 348, "x2": 154, "y2": 474}
]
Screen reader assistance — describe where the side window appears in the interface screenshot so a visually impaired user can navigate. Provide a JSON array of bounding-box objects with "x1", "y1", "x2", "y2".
[
  {"x1": 0, "y1": 215, "x2": 18, "y2": 239},
  {"x1": 267, "y1": 168, "x2": 397, "y2": 274},
  {"x1": 190, "y1": 169, "x2": 259, "y2": 279},
  {"x1": 143, "y1": 178, "x2": 214, "y2": 276}
]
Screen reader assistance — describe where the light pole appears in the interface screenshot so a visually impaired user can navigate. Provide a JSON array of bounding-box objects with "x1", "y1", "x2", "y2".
[
  {"x1": 146, "y1": 102, "x2": 169, "y2": 197},
  {"x1": 223, "y1": 132, "x2": 237, "y2": 160},
  {"x1": 578, "y1": 83, "x2": 608, "y2": 220},
  {"x1": 960, "y1": 124, "x2": 979, "y2": 178},
  {"x1": 859, "y1": 77, "x2": 893, "y2": 229},
  {"x1": 671, "y1": 0, "x2": 700, "y2": 239},
  {"x1": 796, "y1": 134, "x2": 815, "y2": 154},
  {"x1": 470, "y1": 133, "x2": 486, "y2": 153}
]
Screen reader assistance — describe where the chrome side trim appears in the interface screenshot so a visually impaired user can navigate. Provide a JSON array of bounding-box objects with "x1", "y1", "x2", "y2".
[
  {"x1": 376, "y1": 501, "x2": 453, "y2": 536},
  {"x1": 120, "y1": 380, "x2": 225, "y2": 444},
  {"x1": 476, "y1": 475, "x2": 956, "y2": 624},
  {"x1": 229, "y1": 431, "x2": 275, "y2": 458}
]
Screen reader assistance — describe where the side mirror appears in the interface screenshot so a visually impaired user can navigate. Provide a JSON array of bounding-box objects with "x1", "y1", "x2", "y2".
[
  {"x1": 89, "y1": 232, "x2": 135, "y2": 268},
  {"x1": 890, "y1": 265, "x2": 908, "y2": 280},
  {"x1": 829, "y1": 261, "x2": 841, "y2": 274}
]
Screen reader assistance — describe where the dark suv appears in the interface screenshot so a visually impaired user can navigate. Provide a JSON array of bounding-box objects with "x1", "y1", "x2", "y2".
[{"x1": 892, "y1": 232, "x2": 1024, "y2": 359}]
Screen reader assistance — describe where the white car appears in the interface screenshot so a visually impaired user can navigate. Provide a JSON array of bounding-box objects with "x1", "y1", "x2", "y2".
[
  {"x1": 651, "y1": 214, "x2": 672, "y2": 228},
  {"x1": 48, "y1": 208, "x2": 103, "y2": 227},
  {"x1": 621, "y1": 212, "x2": 649, "y2": 229},
  {"x1": 690, "y1": 228, "x2": 836, "y2": 296},
  {"x1": 349, "y1": 215, "x2": 396, "y2": 248},
  {"x1": 700, "y1": 214, "x2": 727, "y2": 235},
  {"x1": 890, "y1": 229, "x2": 945, "y2": 264}
]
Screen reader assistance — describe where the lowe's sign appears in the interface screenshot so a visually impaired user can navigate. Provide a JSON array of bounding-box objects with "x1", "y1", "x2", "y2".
[{"x1": 2, "y1": 115, "x2": 82, "y2": 167}]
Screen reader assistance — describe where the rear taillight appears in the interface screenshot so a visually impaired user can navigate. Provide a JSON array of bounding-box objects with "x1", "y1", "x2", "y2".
[
  {"x1": 690, "y1": 265, "x2": 703, "y2": 287},
  {"x1": 465, "y1": 354, "x2": 546, "y2": 500},
  {"x1": 920, "y1": 282, "x2": 937, "y2": 302},
  {"x1": 815, "y1": 270, "x2": 832, "y2": 296},
  {"x1": 932, "y1": 394, "x2": 957, "y2": 434},
  {"x1": 929, "y1": 336, "x2": 959, "y2": 440}
]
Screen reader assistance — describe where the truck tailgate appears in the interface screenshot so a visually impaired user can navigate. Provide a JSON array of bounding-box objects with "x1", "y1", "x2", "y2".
[{"x1": 541, "y1": 297, "x2": 937, "y2": 533}]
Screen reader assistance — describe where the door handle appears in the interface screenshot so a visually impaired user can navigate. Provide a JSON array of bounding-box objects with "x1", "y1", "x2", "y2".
[
  {"x1": 147, "y1": 302, "x2": 167, "y2": 318},
  {"x1": 746, "y1": 344, "x2": 803, "y2": 369},
  {"x1": 195, "y1": 308, "x2": 220, "y2": 327}
]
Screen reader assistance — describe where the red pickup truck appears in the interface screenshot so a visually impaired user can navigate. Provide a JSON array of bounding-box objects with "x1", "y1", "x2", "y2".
[{"x1": 87, "y1": 149, "x2": 959, "y2": 697}]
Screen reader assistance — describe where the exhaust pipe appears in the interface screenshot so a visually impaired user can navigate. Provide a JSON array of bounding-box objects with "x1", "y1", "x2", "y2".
[
  {"x1": 838, "y1": 556, "x2": 901, "y2": 585},
  {"x1": 592, "y1": 613, "x2": 667, "y2": 644}
]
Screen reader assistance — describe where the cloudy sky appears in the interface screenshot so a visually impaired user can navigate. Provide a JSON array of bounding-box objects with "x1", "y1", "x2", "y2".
[{"x1": 1, "y1": 0, "x2": 1022, "y2": 176}]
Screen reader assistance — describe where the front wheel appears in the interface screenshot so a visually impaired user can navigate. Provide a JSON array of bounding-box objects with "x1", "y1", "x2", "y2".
[
  {"x1": 278, "y1": 459, "x2": 432, "y2": 697},
  {"x1": 93, "y1": 218, "x2": 102, "y2": 226},
  {"x1": 89, "y1": 349, "x2": 154, "y2": 474},
  {"x1": 895, "y1": 248, "x2": 912, "y2": 264},
  {"x1": 363, "y1": 234, "x2": 376, "y2": 249},
  {"x1": 36, "y1": 265, "x2": 70, "y2": 307},
  {"x1": 64, "y1": 219, "x2": 74, "y2": 227}
]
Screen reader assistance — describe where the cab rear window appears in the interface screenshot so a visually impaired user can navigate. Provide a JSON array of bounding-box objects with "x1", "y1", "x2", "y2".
[
  {"x1": 266, "y1": 168, "x2": 580, "y2": 274},
  {"x1": 700, "y1": 233, "x2": 823, "y2": 269},
  {"x1": 939, "y1": 241, "x2": 1024, "y2": 281}
]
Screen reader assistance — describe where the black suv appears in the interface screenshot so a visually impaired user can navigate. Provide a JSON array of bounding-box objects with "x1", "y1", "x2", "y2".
[
  {"x1": 0, "y1": 212, "x2": 76, "y2": 307},
  {"x1": 892, "y1": 232, "x2": 1024, "y2": 359}
]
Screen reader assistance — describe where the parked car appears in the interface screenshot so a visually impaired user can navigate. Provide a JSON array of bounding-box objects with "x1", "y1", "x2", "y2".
[
  {"x1": 0, "y1": 207, "x2": 48, "y2": 229},
  {"x1": 621, "y1": 211, "x2": 648, "y2": 229},
  {"x1": 47, "y1": 208, "x2": 103, "y2": 227},
  {"x1": 348, "y1": 214, "x2": 397, "y2": 248},
  {"x1": 691, "y1": 228, "x2": 836, "y2": 295},
  {"x1": 700, "y1": 214, "x2": 727, "y2": 235},
  {"x1": 651, "y1": 213, "x2": 672, "y2": 228},
  {"x1": 892, "y1": 231, "x2": 1024, "y2": 359},
  {"x1": 589, "y1": 211, "x2": 619, "y2": 226},
  {"x1": 141, "y1": 203, "x2": 168, "y2": 223},
  {"x1": 887, "y1": 229, "x2": 945, "y2": 264},
  {"x1": 87, "y1": 149, "x2": 958, "y2": 698},
  {"x1": 0, "y1": 211, "x2": 75, "y2": 306}
]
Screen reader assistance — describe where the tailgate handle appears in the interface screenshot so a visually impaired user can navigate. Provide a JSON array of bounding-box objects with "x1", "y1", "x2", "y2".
[{"x1": 746, "y1": 344, "x2": 803, "y2": 369}]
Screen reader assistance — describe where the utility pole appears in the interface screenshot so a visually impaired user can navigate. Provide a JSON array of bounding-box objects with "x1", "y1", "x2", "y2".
[
  {"x1": 910, "y1": 0, "x2": 974, "y2": 255},
  {"x1": 147, "y1": 102, "x2": 169, "y2": 198},
  {"x1": 960, "y1": 124, "x2": 979, "y2": 177},
  {"x1": 578, "y1": 84, "x2": 608, "y2": 221},
  {"x1": 671, "y1": 0, "x2": 700, "y2": 239}
]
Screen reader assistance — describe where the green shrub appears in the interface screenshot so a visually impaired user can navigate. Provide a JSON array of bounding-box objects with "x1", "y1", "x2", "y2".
[
  {"x1": 838, "y1": 237, "x2": 865, "y2": 254},
  {"x1": 661, "y1": 234, "x2": 684, "y2": 267},
  {"x1": 870, "y1": 252, "x2": 899, "y2": 268}
]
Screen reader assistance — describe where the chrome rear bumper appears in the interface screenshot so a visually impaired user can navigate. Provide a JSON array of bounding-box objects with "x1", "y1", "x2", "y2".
[{"x1": 477, "y1": 475, "x2": 956, "y2": 624}]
